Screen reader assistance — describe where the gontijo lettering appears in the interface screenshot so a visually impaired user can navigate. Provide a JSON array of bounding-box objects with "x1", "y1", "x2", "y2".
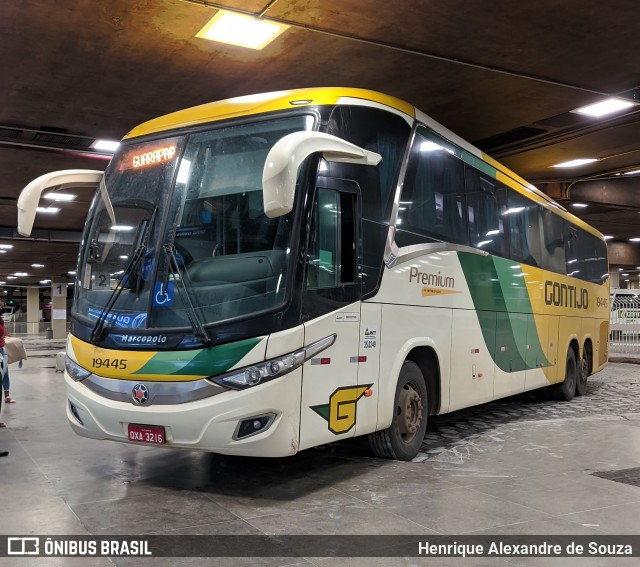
[{"x1": 544, "y1": 280, "x2": 588, "y2": 309}]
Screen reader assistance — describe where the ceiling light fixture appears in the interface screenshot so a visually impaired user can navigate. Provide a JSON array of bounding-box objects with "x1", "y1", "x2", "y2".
[
  {"x1": 31, "y1": 264, "x2": 44, "y2": 268},
  {"x1": 624, "y1": 169, "x2": 640, "y2": 175},
  {"x1": 43, "y1": 193, "x2": 76, "y2": 201},
  {"x1": 92, "y1": 140, "x2": 120, "y2": 152},
  {"x1": 36, "y1": 207, "x2": 60, "y2": 214},
  {"x1": 630, "y1": 238, "x2": 640, "y2": 242},
  {"x1": 110, "y1": 225, "x2": 134, "y2": 231},
  {"x1": 603, "y1": 235, "x2": 614, "y2": 240},
  {"x1": 0, "y1": 244, "x2": 13, "y2": 249},
  {"x1": 552, "y1": 158, "x2": 598, "y2": 168},
  {"x1": 574, "y1": 98, "x2": 637, "y2": 117},
  {"x1": 195, "y1": 10, "x2": 290, "y2": 50},
  {"x1": 571, "y1": 203, "x2": 588, "y2": 208}
]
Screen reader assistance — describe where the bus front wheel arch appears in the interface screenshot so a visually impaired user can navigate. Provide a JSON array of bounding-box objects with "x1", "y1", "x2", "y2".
[{"x1": 368, "y1": 360, "x2": 428, "y2": 461}]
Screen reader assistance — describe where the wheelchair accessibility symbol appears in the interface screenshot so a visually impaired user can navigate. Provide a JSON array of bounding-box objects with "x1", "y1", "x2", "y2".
[{"x1": 153, "y1": 282, "x2": 175, "y2": 307}]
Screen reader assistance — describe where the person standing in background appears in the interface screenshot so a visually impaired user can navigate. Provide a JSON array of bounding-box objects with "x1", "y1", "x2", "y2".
[{"x1": 0, "y1": 315, "x2": 14, "y2": 405}]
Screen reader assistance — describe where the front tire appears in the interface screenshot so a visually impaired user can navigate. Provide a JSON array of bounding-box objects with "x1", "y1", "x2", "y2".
[{"x1": 369, "y1": 361, "x2": 428, "y2": 461}]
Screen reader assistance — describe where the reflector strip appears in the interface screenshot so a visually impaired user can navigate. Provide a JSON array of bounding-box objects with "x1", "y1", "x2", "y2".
[{"x1": 349, "y1": 356, "x2": 368, "y2": 363}]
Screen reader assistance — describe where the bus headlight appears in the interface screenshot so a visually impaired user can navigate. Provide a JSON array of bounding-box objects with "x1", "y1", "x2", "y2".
[
  {"x1": 211, "y1": 333, "x2": 336, "y2": 390},
  {"x1": 65, "y1": 356, "x2": 92, "y2": 381}
]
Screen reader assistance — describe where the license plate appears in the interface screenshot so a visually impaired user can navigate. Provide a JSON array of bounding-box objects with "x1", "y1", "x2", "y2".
[{"x1": 127, "y1": 424, "x2": 165, "y2": 445}]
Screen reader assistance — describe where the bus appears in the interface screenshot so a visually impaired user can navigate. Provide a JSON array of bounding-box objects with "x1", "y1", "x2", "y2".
[{"x1": 17, "y1": 88, "x2": 609, "y2": 460}]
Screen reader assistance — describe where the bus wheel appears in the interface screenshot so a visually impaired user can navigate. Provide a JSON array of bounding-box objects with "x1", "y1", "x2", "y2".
[
  {"x1": 368, "y1": 361, "x2": 428, "y2": 461},
  {"x1": 552, "y1": 349, "x2": 577, "y2": 401},
  {"x1": 576, "y1": 356, "x2": 588, "y2": 396}
]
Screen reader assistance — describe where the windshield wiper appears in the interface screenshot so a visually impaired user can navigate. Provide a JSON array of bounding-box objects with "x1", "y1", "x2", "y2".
[
  {"x1": 88, "y1": 208, "x2": 158, "y2": 345},
  {"x1": 89, "y1": 245, "x2": 146, "y2": 344},
  {"x1": 163, "y1": 243, "x2": 214, "y2": 347}
]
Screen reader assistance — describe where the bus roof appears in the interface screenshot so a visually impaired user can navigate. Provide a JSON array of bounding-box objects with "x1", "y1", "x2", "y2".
[
  {"x1": 124, "y1": 87, "x2": 603, "y2": 241},
  {"x1": 124, "y1": 87, "x2": 415, "y2": 140}
]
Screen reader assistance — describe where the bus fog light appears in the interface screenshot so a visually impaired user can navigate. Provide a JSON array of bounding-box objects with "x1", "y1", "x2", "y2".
[
  {"x1": 234, "y1": 413, "x2": 276, "y2": 440},
  {"x1": 69, "y1": 402, "x2": 84, "y2": 425}
]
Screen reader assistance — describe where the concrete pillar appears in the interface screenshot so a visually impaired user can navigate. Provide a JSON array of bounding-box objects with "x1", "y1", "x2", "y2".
[
  {"x1": 51, "y1": 278, "x2": 67, "y2": 339},
  {"x1": 26, "y1": 287, "x2": 40, "y2": 335},
  {"x1": 609, "y1": 271, "x2": 620, "y2": 288}
]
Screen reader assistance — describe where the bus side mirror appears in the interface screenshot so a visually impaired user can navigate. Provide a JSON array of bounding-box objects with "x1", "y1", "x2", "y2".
[
  {"x1": 262, "y1": 131, "x2": 381, "y2": 218},
  {"x1": 17, "y1": 170, "x2": 104, "y2": 237}
]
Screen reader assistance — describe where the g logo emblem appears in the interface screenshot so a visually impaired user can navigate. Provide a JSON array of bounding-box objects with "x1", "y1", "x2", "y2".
[
  {"x1": 131, "y1": 383, "x2": 150, "y2": 405},
  {"x1": 311, "y1": 384, "x2": 373, "y2": 435}
]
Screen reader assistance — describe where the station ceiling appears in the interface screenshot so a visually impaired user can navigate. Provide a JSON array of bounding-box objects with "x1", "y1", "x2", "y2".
[{"x1": 2, "y1": 0, "x2": 640, "y2": 288}]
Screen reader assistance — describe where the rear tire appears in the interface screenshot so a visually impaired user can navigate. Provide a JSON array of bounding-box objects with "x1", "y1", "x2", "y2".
[
  {"x1": 369, "y1": 361, "x2": 428, "y2": 461},
  {"x1": 575, "y1": 356, "x2": 588, "y2": 396},
  {"x1": 552, "y1": 348, "x2": 577, "y2": 401}
]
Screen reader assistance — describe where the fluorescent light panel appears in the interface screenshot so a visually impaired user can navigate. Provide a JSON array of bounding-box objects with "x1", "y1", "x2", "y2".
[
  {"x1": 43, "y1": 193, "x2": 76, "y2": 201},
  {"x1": 36, "y1": 207, "x2": 60, "y2": 214},
  {"x1": 552, "y1": 158, "x2": 597, "y2": 168},
  {"x1": 195, "y1": 10, "x2": 290, "y2": 50},
  {"x1": 92, "y1": 140, "x2": 120, "y2": 152},
  {"x1": 574, "y1": 98, "x2": 636, "y2": 117}
]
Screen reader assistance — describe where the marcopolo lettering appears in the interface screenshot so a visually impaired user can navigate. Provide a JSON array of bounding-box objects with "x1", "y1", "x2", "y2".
[
  {"x1": 119, "y1": 335, "x2": 168, "y2": 344},
  {"x1": 409, "y1": 267, "x2": 455, "y2": 289},
  {"x1": 544, "y1": 281, "x2": 588, "y2": 309}
]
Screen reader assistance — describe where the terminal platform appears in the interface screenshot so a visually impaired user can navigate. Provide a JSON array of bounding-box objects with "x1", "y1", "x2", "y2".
[{"x1": 1, "y1": 339, "x2": 639, "y2": 566}]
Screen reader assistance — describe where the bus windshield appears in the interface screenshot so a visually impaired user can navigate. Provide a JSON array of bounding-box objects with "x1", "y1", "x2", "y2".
[{"x1": 73, "y1": 114, "x2": 313, "y2": 337}]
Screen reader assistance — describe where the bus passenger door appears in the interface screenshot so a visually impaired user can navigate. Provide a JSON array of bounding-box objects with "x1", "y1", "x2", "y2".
[{"x1": 298, "y1": 182, "x2": 370, "y2": 451}]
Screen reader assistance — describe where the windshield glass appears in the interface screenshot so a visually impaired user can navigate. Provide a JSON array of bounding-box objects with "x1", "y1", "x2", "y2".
[{"x1": 73, "y1": 114, "x2": 312, "y2": 335}]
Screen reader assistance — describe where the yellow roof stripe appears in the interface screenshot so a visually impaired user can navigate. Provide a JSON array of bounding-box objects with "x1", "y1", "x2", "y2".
[{"x1": 125, "y1": 87, "x2": 415, "y2": 140}]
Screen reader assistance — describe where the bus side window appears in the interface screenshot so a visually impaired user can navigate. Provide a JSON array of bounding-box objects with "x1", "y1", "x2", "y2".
[
  {"x1": 507, "y1": 190, "x2": 542, "y2": 267},
  {"x1": 465, "y1": 166, "x2": 508, "y2": 257},
  {"x1": 540, "y1": 206, "x2": 566, "y2": 274},
  {"x1": 395, "y1": 134, "x2": 467, "y2": 246}
]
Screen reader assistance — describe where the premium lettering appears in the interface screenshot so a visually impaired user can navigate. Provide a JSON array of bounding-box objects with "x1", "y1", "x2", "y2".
[{"x1": 409, "y1": 267, "x2": 455, "y2": 289}]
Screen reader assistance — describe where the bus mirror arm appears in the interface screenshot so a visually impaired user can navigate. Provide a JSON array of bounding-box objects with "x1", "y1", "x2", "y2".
[
  {"x1": 262, "y1": 131, "x2": 381, "y2": 218},
  {"x1": 17, "y1": 170, "x2": 105, "y2": 236}
]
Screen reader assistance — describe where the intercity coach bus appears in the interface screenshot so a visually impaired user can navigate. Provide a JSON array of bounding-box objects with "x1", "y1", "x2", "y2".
[{"x1": 17, "y1": 88, "x2": 609, "y2": 460}]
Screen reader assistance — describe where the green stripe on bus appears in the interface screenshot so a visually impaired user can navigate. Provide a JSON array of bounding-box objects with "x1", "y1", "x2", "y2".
[
  {"x1": 461, "y1": 150, "x2": 497, "y2": 178},
  {"x1": 133, "y1": 337, "x2": 262, "y2": 377},
  {"x1": 458, "y1": 253, "x2": 550, "y2": 372}
]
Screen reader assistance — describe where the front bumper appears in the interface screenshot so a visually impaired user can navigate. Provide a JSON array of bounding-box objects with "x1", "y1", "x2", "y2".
[{"x1": 65, "y1": 368, "x2": 302, "y2": 457}]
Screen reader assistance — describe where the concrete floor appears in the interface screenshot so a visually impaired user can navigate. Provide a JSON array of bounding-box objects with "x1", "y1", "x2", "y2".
[{"x1": 1, "y1": 339, "x2": 640, "y2": 566}]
